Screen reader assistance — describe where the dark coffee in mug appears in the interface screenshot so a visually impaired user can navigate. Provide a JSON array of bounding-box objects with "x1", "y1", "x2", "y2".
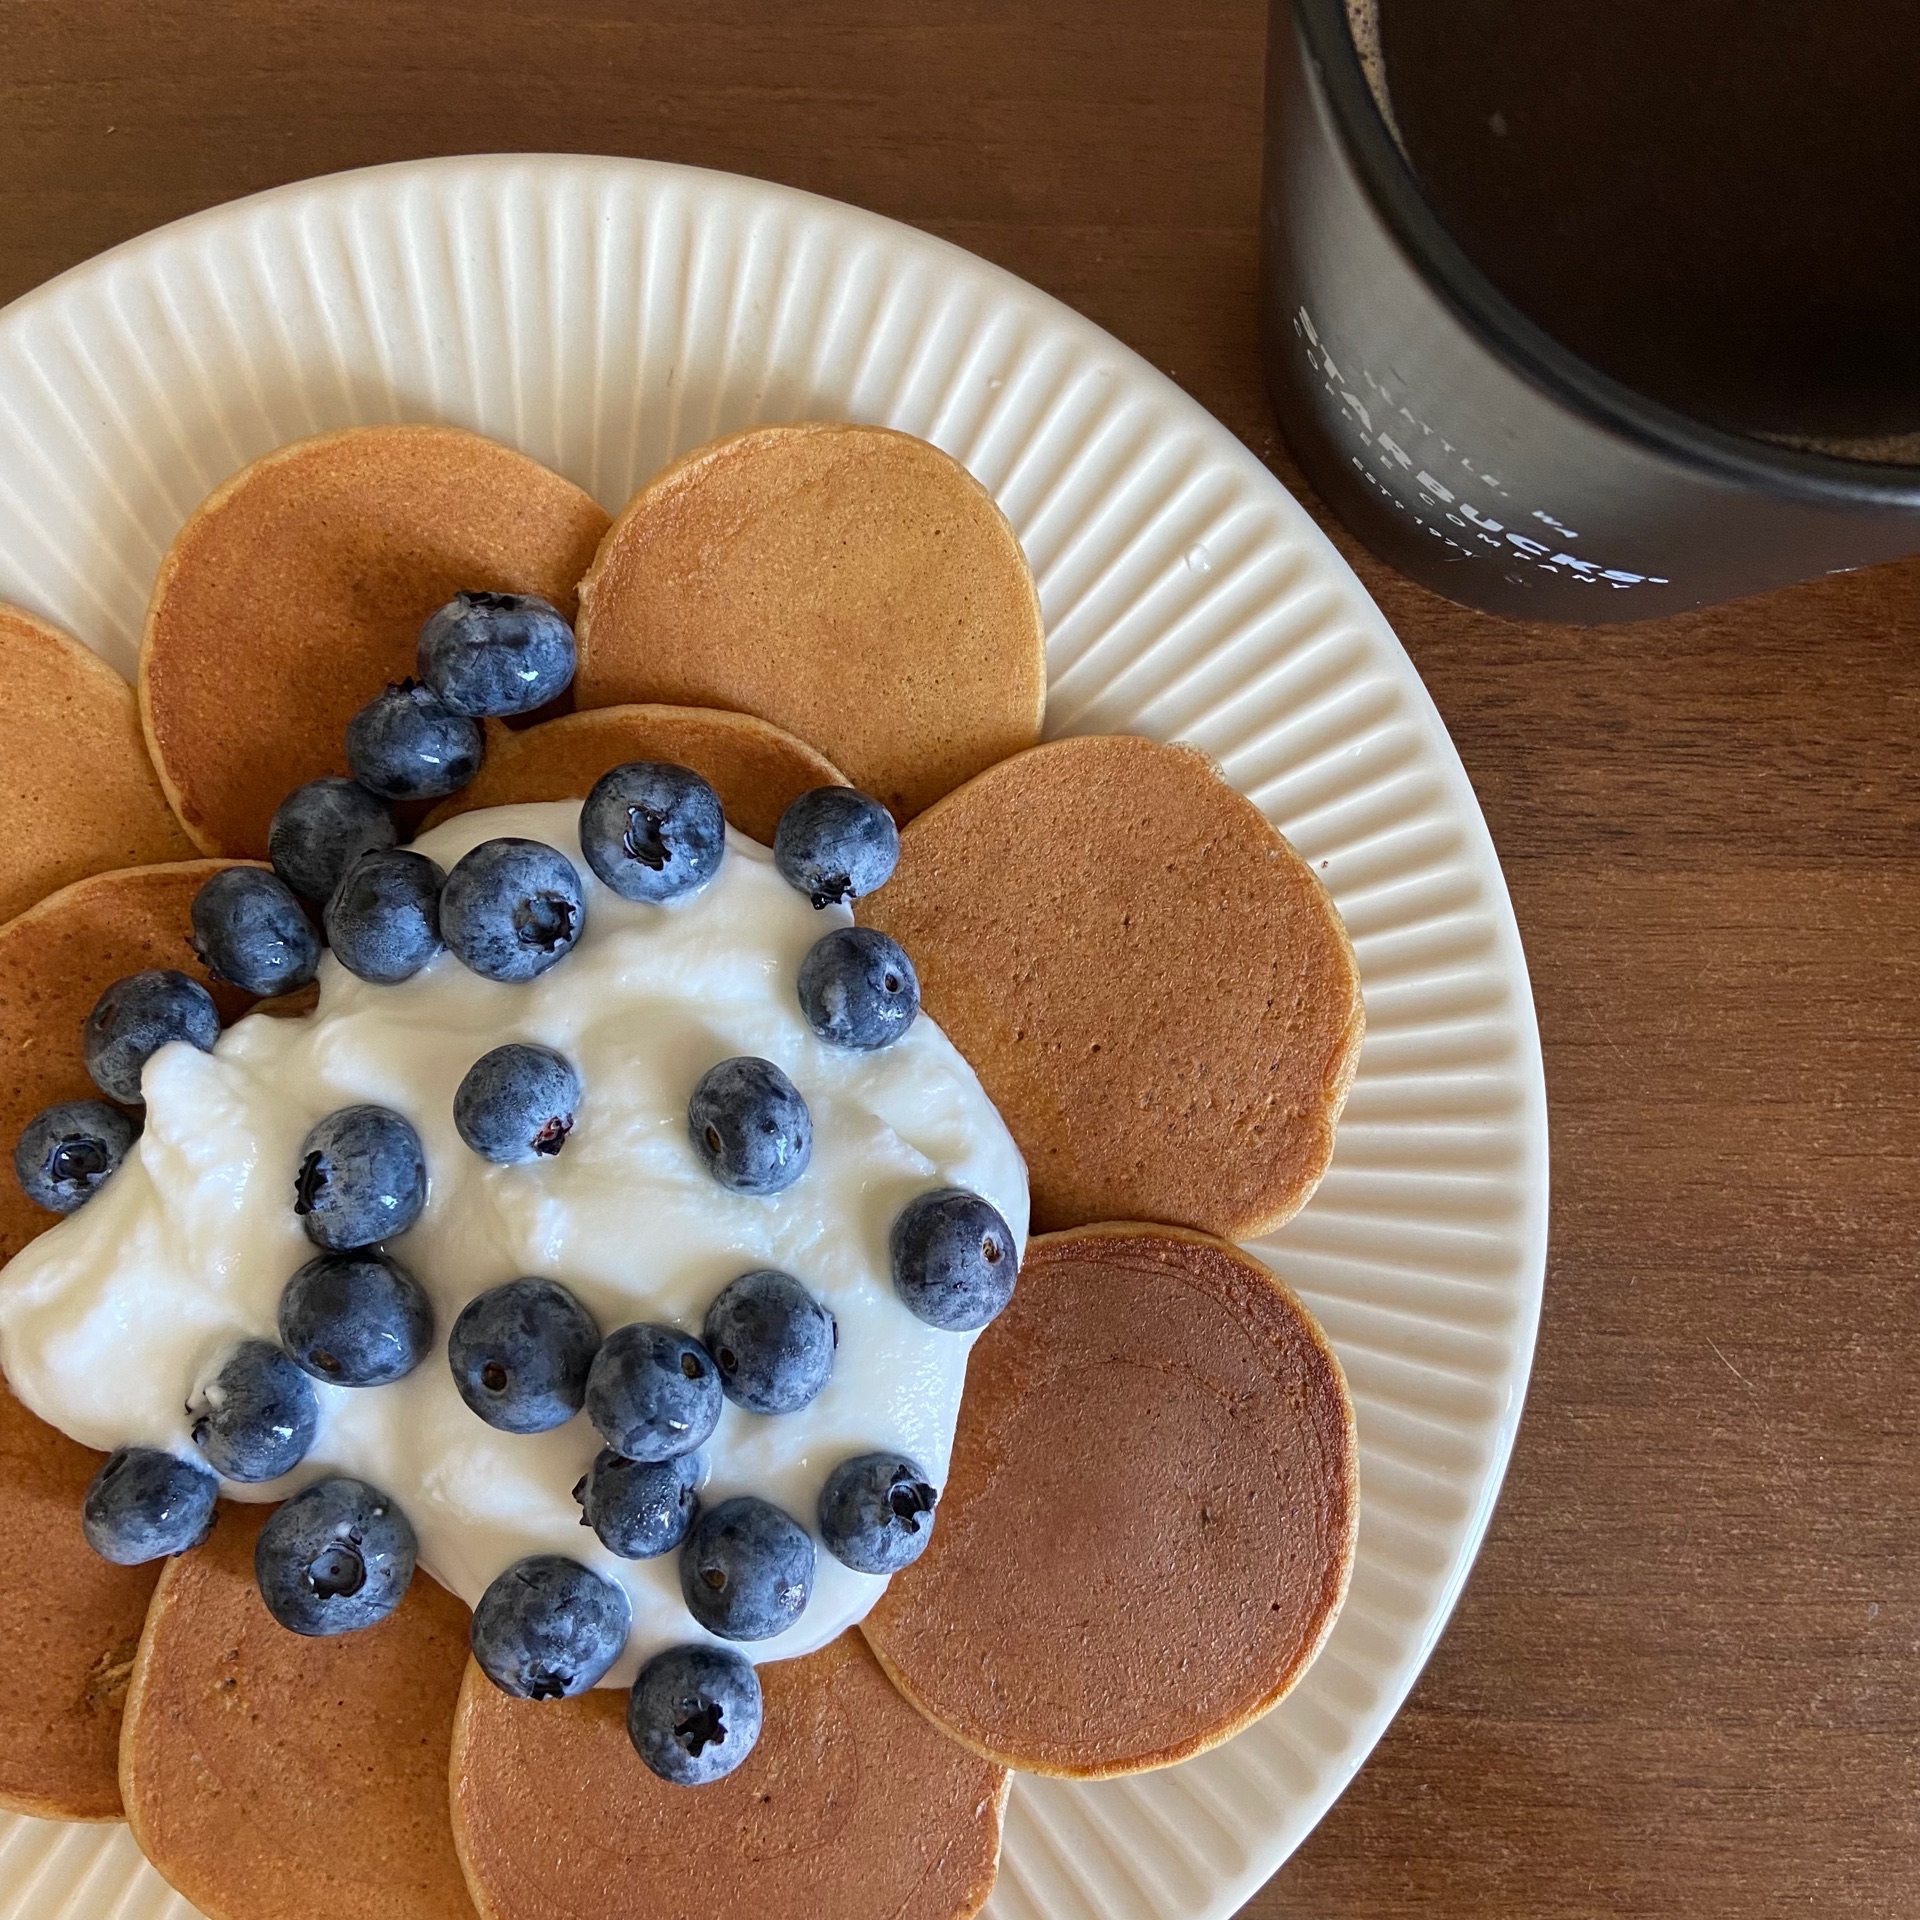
[
  {"x1": 1260, "y1": 0, "x2": 1920, "y2": 620},
  {"x1": 1352, "y1": 0, "x2": 1920, "y2": 462}
]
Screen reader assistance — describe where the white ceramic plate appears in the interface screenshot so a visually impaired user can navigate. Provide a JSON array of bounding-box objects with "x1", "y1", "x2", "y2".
[{"x1": 0, "y1": 155, "x2": 1547, "y2": 1920}]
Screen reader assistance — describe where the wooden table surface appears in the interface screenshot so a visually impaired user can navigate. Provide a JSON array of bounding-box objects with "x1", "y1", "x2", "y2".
[{"x1": 3, "y1": 4, "x2": 1915, "y2": 1915}]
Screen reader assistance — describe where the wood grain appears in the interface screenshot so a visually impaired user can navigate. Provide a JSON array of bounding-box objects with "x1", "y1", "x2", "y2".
[{"x1": 1, "y1": 3, "x2": 1914, "y2": 1914}]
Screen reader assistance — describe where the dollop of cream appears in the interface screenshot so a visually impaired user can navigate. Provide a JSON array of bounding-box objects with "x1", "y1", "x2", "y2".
[{"x1": 0, "y1": 802, "x2": 1027, "y2": 1683}]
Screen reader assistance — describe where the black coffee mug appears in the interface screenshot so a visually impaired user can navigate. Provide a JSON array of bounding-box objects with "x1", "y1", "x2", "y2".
[{"x1": 1260, "y1": 0, "x2": 1920, "y2": 624}]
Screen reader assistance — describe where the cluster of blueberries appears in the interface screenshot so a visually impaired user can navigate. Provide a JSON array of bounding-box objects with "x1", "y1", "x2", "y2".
[{"x1": 9, "y1": 591, "x2": 1018, "y2": 1787}]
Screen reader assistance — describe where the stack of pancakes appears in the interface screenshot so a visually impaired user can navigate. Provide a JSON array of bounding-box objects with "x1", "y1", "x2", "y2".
[{"x1": 0, "y1": 420, "x2": 1364, "y2": 1920}]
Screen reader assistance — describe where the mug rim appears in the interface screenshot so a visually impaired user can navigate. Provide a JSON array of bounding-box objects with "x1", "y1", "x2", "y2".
[{"x1": 1291, "y1": 0, "x2": 1920, "y2": 508}]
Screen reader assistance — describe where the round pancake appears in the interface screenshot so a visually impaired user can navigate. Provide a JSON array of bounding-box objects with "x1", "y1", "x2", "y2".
[
  {"x1": 0, "y1": 1375, "x2": 159, "y2": 1819},
  {"x1": 121, "y1": 1502, "x2": 477, "y2": 1920},
  {"x1": 451, "y1": 1632, "x2": 1008, "y2": 1920},
  {"x1": 141, "y1": 425, "x2": 609, "y2": 858},
  {"x1": 574, "y1": 423, "x2": 1045, "y2": 820},
  {"x1": 1, "y1": 861, "x2": 254, "y2": 1264},
  {"x1": 857, "y1": 733, "x2": 1365, "y2": 1238},
  {"x1": 0, "y1": 602, "x2": 195, "y2": 925},
  {"x1": 861, "y1": 1223, "x2": 1358, "y2": 1777},
  {"x1": 424, "y1": 704, "x2": 847, "y2": 846}
]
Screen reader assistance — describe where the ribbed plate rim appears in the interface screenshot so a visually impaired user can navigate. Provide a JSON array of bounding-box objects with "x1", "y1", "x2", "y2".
[{"x1": 0, "y1": 153, "x2": 1549, "y2": 1920}]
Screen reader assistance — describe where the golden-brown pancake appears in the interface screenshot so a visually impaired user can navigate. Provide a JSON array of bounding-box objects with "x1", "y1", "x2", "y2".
[
  {"x1": 450, "y1": 1632, "x2": 1009, "y2": 1920},
  {"x1": 0, "y1": 602, "x2": 195, "y2": 925},
  {"x1": 862, "y1": 1223, "x2": 1358, "y2": 1777},
  {"x1": 858, "y1": 733, "x2": 1365, "y2": 1238},
  {"x1": 424, "y1": 704, "x2": 847, "y2": 846},
  {"x1": 121, "y1": 1503, "x2": 477, "y2": 1920},
  {"x1": 141, "y1": 425, "x2": 609, "y2": 858},
  {"x1": 0, "y1": 1376, "x2": 159, "y2": 1819},
  {"x1": 575, "y1": 423, "x2": 1045, "y2": 819},
  {"x1": 1, "y1": 861, "x2": 252, "y2": 1264}
]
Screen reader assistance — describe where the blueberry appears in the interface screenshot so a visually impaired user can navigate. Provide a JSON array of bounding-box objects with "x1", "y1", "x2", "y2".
[
  {"x1": 470, "y1": 1554, "x2": 630, "y2": 1700},
  {"x1": 255, "y1": 1476, "x2": 416, "y2": 1635},
  {"x1": 344, "y1": 680, "x2": 483, "y2": 801},
  {"x1": 891, "y1": 1187, "x2": 1018, "y2": 1332},
  {"x1": 817, "y1": 1452, "x2": 939, "y2": 1575},
  {"x1": 440, "y1": 838, "x2": 584, "y2": 982},
  {"x1": 702, "y1": 1270, "x2": 835, "y2": 1415},
  {"x1": 83, "y1": 969, "x2": 220, "y2": 1105},
  {"x1": 324, "y1": 848, "x2": 446, "y2": 984},
  {"x1": 679, "y1": 1496, "x2": 815, "y2": 1641},
  {"x1": 417, "y1": 591, "x2": 577, "y2": 718},
  {"x1": 448, "y1": 1277, "x2": 601, "y2": 1433},
  {"x1": 453, "y1": 1044, "x2": 581, "y2": 1164},
  {"x1": 584, "y1": 1324, "x2": 721, "y2": 1463},
  {"x1": 279, "y1": 1250, "x2": 433, "y2": 1386},
  {"x1": 773, "y1": 786, "x2": 899, "y2": 907},
  {"x1": 292, "y1": 1104, "x2": 427, "y2": 1250},
  {"x1": 81, "y1": 1446, "x2": 218, "y2": 1564},
  {"x1": 573, "y1": 1449, "x2": 702, "y2": 1559},
  {"x1": 628, "y1": 1644, "x2": 762, "y2": 1786},
  {"x1": 188, "y1": 1339, "x2": 319, "y2": 1483},
  {"x1": 687, "y1": 1057, "x2": 811, "y2": 1196},
  {"x1": 796, "y1": 927, "x2": 919, "y2": 1051},
  {"x1": 578, "y1": 761, "x2": 726, "y2": 904},
  {"x1": 268, "y1": 777, "x2": 395, "y2": 903},
  {"x1": 189, "y1": 866, "x2": 320, "y2": 998},
  {"x1": 13, "y1": 1099, "x2": 138, "y2": 1213}
]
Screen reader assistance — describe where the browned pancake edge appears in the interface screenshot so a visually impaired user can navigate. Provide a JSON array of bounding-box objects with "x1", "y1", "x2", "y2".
[
  {"x1": 0, "y1": 861, "x2": 255, "y2": 1265},
  {"x1": 0, "y1": 1377, "x2": 159, "y2": 1819},
  {"x1": 858, "y1": 732, "x2": 1365, "y2": 1238},
  {"x1": 861, "y1": 1222, "x2": 1358, "y2": 1777},
  {"x1": 574, "y1": 422, "x2": 1045, "y2": 820},
  {"x1": 120, "y1": 1502, "x2": 478, "y2": 1920},
  {"x1": 0, "y1": 602, "x2": 196, "y2": 926},
  {"x1": 423, "y1": 702, "x2": 847, "y2": 845},
  {"x1": 139, "y1": 424, "x2": 609, "y2": 858},
  {"x1": 450, "y1": 1631, "x2": 1009, "y2": 1920}
]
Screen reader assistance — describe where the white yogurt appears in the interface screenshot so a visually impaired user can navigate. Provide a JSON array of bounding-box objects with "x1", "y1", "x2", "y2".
[{"x1": 0, "y1": 802, "x2": 1028, "y2": 1684}]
